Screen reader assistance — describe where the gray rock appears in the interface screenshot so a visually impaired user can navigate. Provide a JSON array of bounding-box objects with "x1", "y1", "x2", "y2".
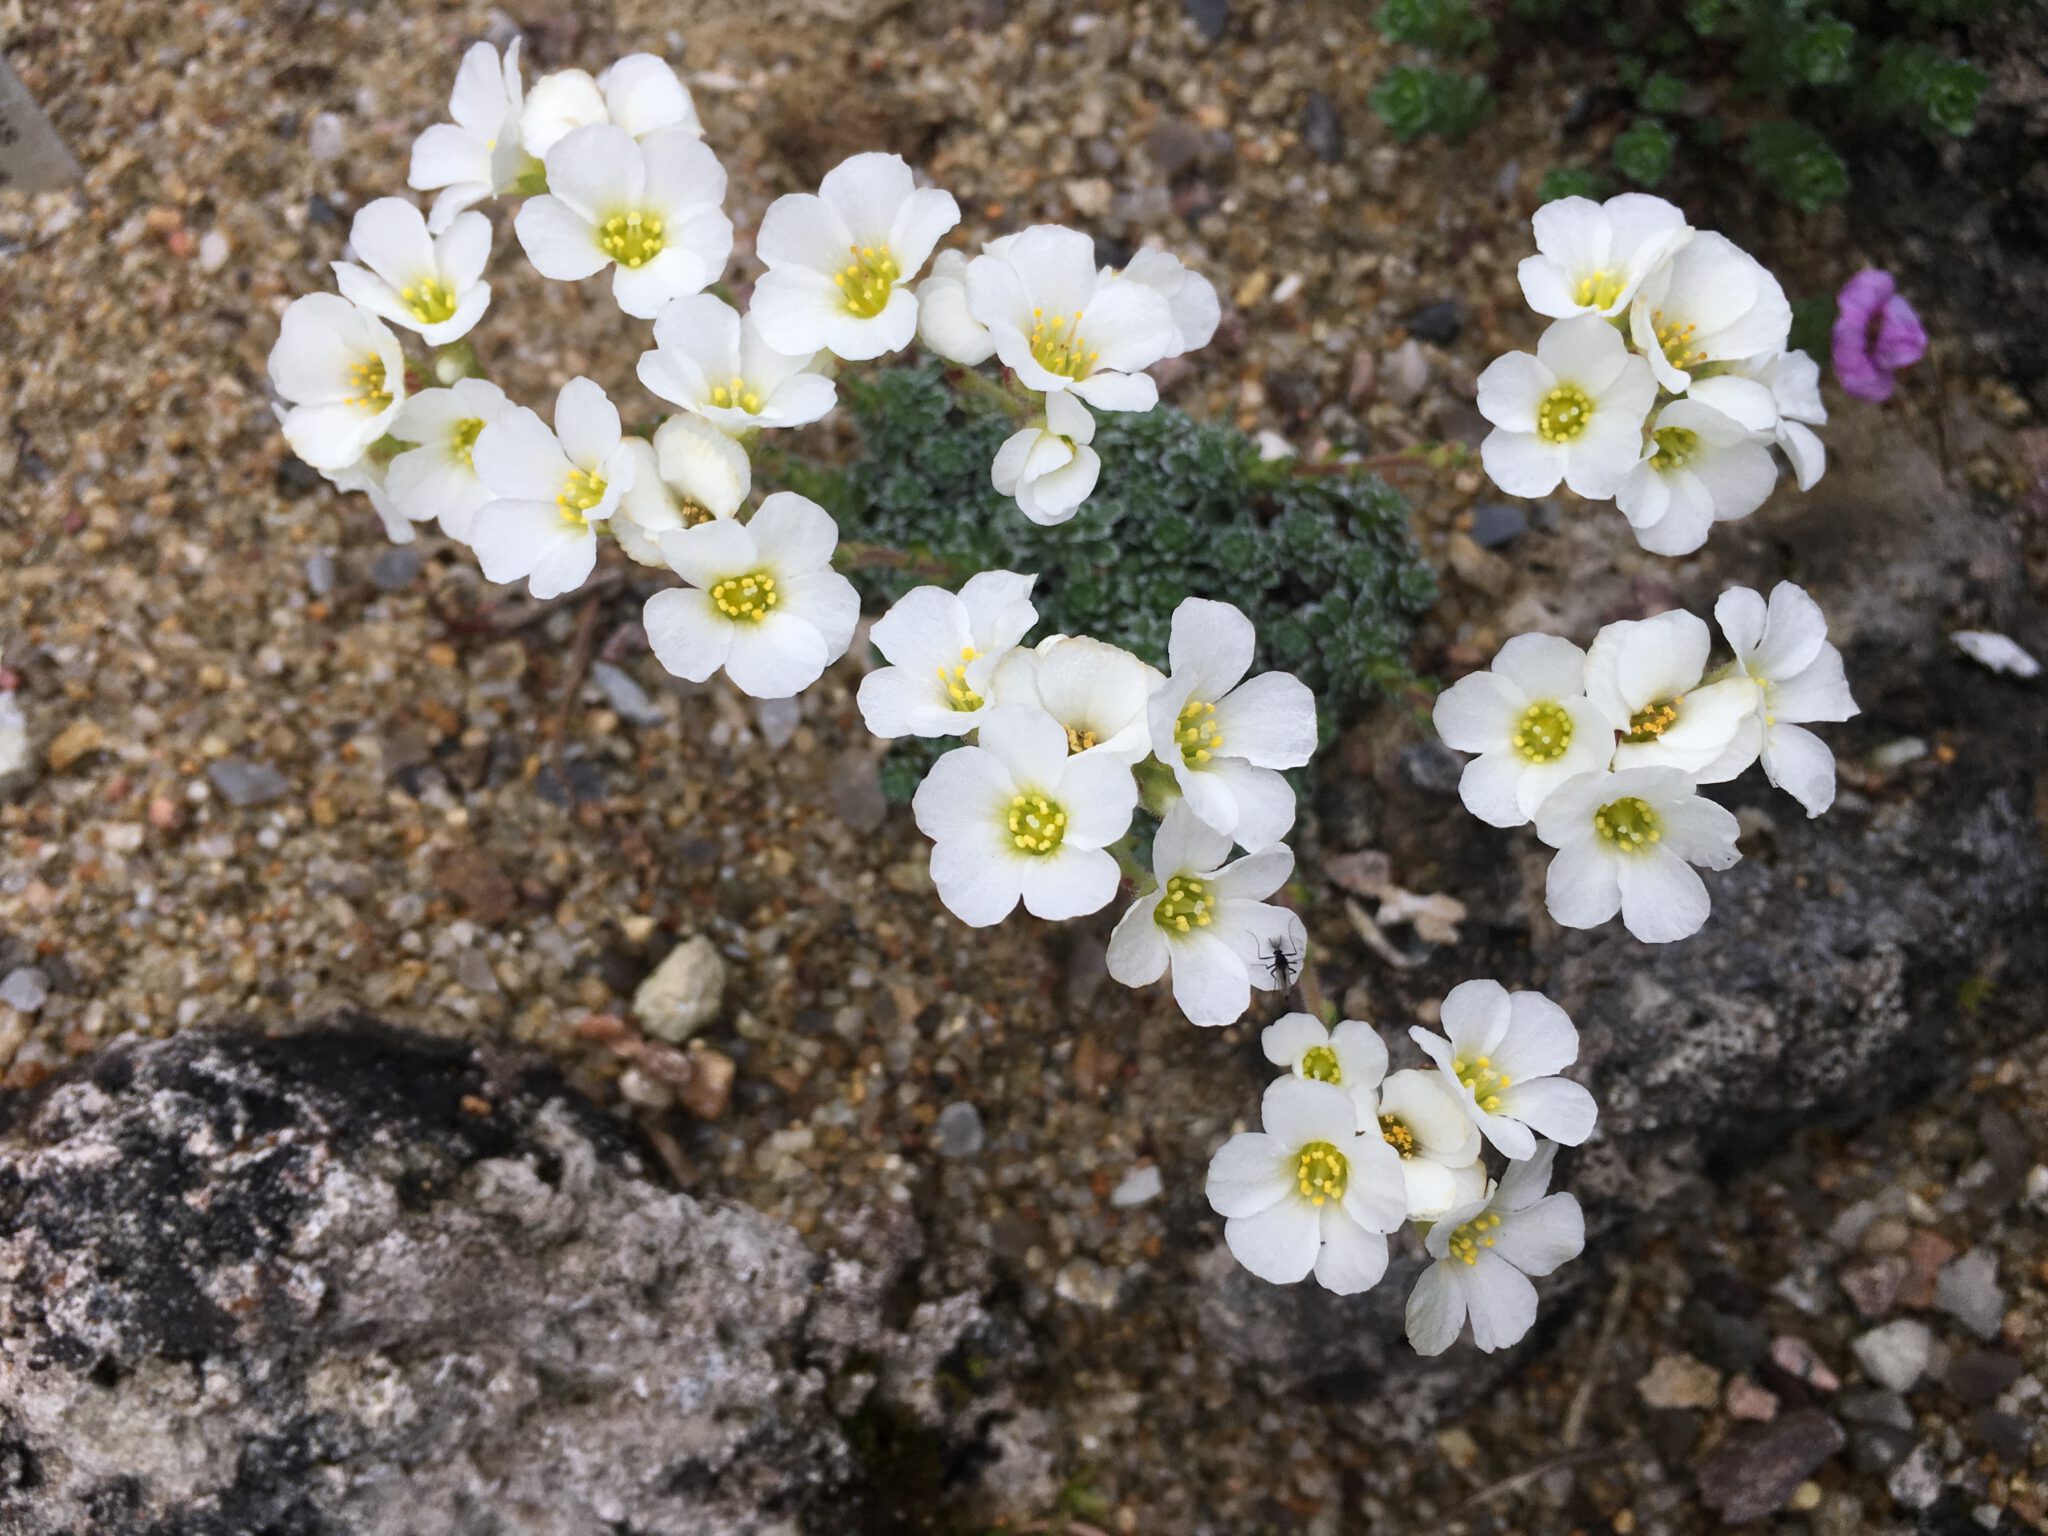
[
  {"x1": 1469, "y1": 501, "x2": 1528, "y2": 549},
  {"x1": 1935, "y1": 1250, "x2": 2007, "y2": 1341},
  {"x1": 592, "y1": 660, "x2": 665, "y2": 726},
  {"x1": 1853, "y1": 1319, "x2": 1932, "y2": 1392},
  {"x1": 307, "y1": 110, "x2": 345, "y2": 161},
  {"x1": 0, "y1": 967, "x2": 48, "y2": 1014},
  {"x1": 1697, "y1": 1410, "x2": 1847, "y2": 1524},
  {"x1": 1887, "y1": 1441, "x2": 1945, "y2": 1511},
  {"x1": 368, "y1": 544, "x2": 421, "y2": 591},
  {"x1": 0, "y1": 1020, "x2": 893, "y2": 1534},
  {"x1": 1111, "y1": 1165, "x2": 1164, "y2": 1207},
  {"x1": 1182, "y1": 0, "x2": 1228, "y2": 43},
  {"x1": 933, "y1": 1101, "x2": 984, "y2": 1159},
  {"x1": 632, "y1": 935, "x2": 728, "y2": 1044},
  {"x1": 0, "y1": 692, "x2": 33, "y2": 796},
  {"x1": 1302, "y1": 90, "x2": 1341, "y2": 164},
  {"x1": 304, "y1": 551, "x2": 338, "y2": 595},
  {"x1": 206, "y1": 756, "x2": 290, "y2": 807},
  {"x1": 753, "y1": 696, "x2": 801, "y2": 749}
]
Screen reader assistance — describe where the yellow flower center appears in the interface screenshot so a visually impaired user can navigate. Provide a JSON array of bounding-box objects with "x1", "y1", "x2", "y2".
[
  {"x1": 1536, "y1": 383, "x2": 1594, "y2": 444},
  {"x1": 1649, "y1": 425, "x2": 1702, "y2": 471},
  {"x1": 1573, "y1": 269, "x2": 1626, "y2": 310},
  {"x1": 1295, "y1": 1141, "x2": 1348, "y2": 1207},
  {"x1": 1005, "y1": 791, "x2": 1067, "y2": 856},
  {"x1": 1065, "y1": 725, "x2": 1099, "y2": 754},
  {"x1": 1593, "y1": 795, "x2": 1660, "y2": 854},
  {"x1": 1451, "y1": 1052, "x2": 1514, "y2": 1112},
  {"x1": 599, "y1": 210, "x2": 666, "y2": 269},
  {"x1": 1380, "y1": 1115, "x2": 1417, "y2": 1157},
  {"x1": 1511, "y1": 700, "x2": 1574, "y2": 764},
  {"x1": 347, "y1": 355, "x2": 392, "y2": 412},
  {"x1": 1446, "y1": 1209, "x2": 1503, "y2": 1266},
  {"x1": 1175, "y1": 699, "x2": 1224, "y2": 767},
  {"x1": 834, "y1": 244, "x2": 900, "y2": 319},
  {"x1": 555, "y1": 468, "x2": 608, "y2": 529},
  {"x1": 935, "y1": 645, "x2": 982, "y2": 712},
  {"x1": 1651, "y1": 310, "x2": 1705, "y2": 372},
  {"x1": 677, "y1": 499, "x2": 718, "y2": 528},
  {"x1": 711, "y1": 570, "x2": 778, "y2": 623},
  {"x1": 1623, "y1": 699, "x2": 1680, "y2": 742},
  {"x1": 708, "y1": 375, "x2": 764, "y2": 414},
  {"x1": 451, "y1": 417, "x2": 485, "y2": 471},
  {"x1": 1029, "y1": 307, "x2": 1097, "y2": 379},
  {"x1": 1152, "y1": 874, "x2": 1214, "y2": 935},
  {"x1": 1300, "y1": 1045, "x2": 1342, "y2": 1084},
  {"x1": 400, "y1": 276, "x2": 459, "y2": 326}
]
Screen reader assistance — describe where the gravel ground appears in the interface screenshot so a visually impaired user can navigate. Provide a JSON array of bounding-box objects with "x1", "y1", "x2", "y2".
[{"x1": 3, "y1": 1, "x2": 2046, "y2": 1530}]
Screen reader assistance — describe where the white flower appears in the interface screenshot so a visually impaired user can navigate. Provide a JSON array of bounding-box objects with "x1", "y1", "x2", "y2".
[
  {"x1": 1477, "y1": 315, "x2": 1656, "y2": 500},
  {"x1": 1372, "y1": 1069, "x2": 1487, "y2": 1221},
  {"x1": 1716, "y1": 583, "x2": 1860, "y2": 817},
  {"x1": 1516, "y1": 192, "x2": 1692, "y2": 320},
  {"x1": 644, "y1": 492, "x2": 860, "y2": 699},
  {"x1": 1262, "y1": 1013, "x2": 1386, "y2": 1100},
  {"x1": 1405, "y1": 1141, "x2": 1585, "y2": 1355},
  {"x1": 751, "y1": 152, "x2": 961, "y2": 362},
  {"x1": 386, "y1": 377, "x2": 514, "y2": 541},
  {"x1": 1147, "y1": 598, "x2": 1317, "y2": 852},
  {"x1": 610, "y1": 415, "x2": 750, "y2": 567},
  {"x1": 1629, "y1": 230, "x2": 1792, "y2": 395},
  {"x1": 636, "y1": 295, "x2": 836, "y2": 434},
  {"x1": 991, "y1": 635, "x2": 1160, "y2": 766},
  {"x1": 856, "y1": 572, "x2": 1039, "y2": 739},
  {"x1": 323, "y1": 453, "x2": 414, "y2": 546},
  {"x1": 1105, "y1": 800, "x2": 1305, "y2": 1027},
  {"x1": 910, "y1": 704, "x2": 1138, "y2": 926},
  {"x1": 519, "y1": 54, "x2": 700, "y2": 159},
  {"x1": 514, "y1": 124, "x2": 733, "y2": 321},
  {"x1": 1532, "y1": 765, "x2": 1742, "y2": 943},
  {"x1": 1614, "y1": 400, "x2": 1777, "y2": 557},
  {"x1": 268, "y1": 294, "x2": 407, "y2": 473},
  {"x1": 470, "y1": 377, "x2": 634, "y2": 599},
  {"x1": 1205, "y1": 1078, "x2": 1408, "y2": 1295},
  {"x1": 331, "y1": 198, "x2": 491, "y2": 347},
  {"x1": 1408, "y1": 980, "x2": 1597, "y2": 1160},
  {"x1": 1118, "y1": 247, "x2": 1221, "y2": 357},
  {"x1": 1584, "y1": 610, "x2": 1760, "y2": 780},
  {"x1": 408, "y1": 39, "x2": 531, "y2": 234},
  {"x1": 1432, "y1": 633, "x2": 1616, "y2": 828},
  {"x1": 1722, "y1": 349, "x2": 1828, "y2": 492},
  {"x1": 966, "y1": 224, "x2": 1178, "y2": 412},
  {"x1": 915, "y1": 248, "x2": 995, "y2": 365},
  {"x1": 991, "y1": 391, "x2": 1100, "y2": 527}
]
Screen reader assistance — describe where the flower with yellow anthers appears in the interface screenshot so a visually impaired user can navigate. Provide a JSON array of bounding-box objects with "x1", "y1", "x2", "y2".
[
  {"x1": 752, "y1": 152, "x2": 961, "y2": 362},
  {"x1": 1106, "y1": 801, "x2": 1304, "y2": 1027},
  {"x1": 1432, "y1": 632, "x2": 1618, "y2": 829},
  {"x1": 1584, "y1": 610, "x2": 1760, "y2": 780},
  {"x1": 1406, "y1": 1141, "x2": 1584, "y2": 1356},
  {"x1": 387, "y1": 377, "x2": 515, "y2": 542},
  {"x1": 909, "y1": 705, "x2": 1137, "y2": 926},
  {"x1": 1261, "y1": 1013, "x2": 1389, "y2": 1118},
  {"x1": 471, "y1": 377, "x2": 636, "y2": 600},
  {"x1": 1532, "y1": 765, "x2": 1742, "y2": 943},
  {"x1": 1614, "y1": 399, "x2": 1779, "y2": 558},
  {"x1": 332, "y1": 198, "x2": 493, "y2": 347},
  {"x1": 1476, "y1": 315, "x2": 1657, "y2": 501},
  {"x1": 991, "y1": 391, "x2": 1100, "y2": 527},
  {"x1": 1205, "y1": 1078, "x2": 1408, "y2": 1295},
  {"x1": 644, "y1": 492, "x2": 860, "y2": 700},
  {"x1": 519, "y1": 54, "x2": 701, "y2": 160},
  {"x1": 609, "y1": 415, "x2": 751, "y2": 568},
  {"x1": 515, "y1": 124, "x2": 733, "y2": 320},
  {"x1": 1409, "y1": 980, "x2": 1598, "y2": 1160},
  {"x1": 965, "y1": 224, "x2": 1179, "y2": 412},
  {"x1": 637, "y1": 294, "x2": 837, "y2": 436},
  {"x1": 1715, "y1": 582, "x2": 1859, "y2": 818},
  {"x1": 1516, "y1": 192, "x2": 1692, "y2": 321},
  {"x1": 857, "y1": 571, "x2": 1039, "y2": 740},
  {"x1": 268, "y1": 293, "x2": 407, "y2": 473},
  {"x1": 1373, "y1": 1069, "x2": 1487, "y2": 1221},
  {"x1": 1627, "y1": 229, "x2": 1792, "y2": 396},
  {"x1": 408, "y1": 39, "x2": 533, "y2": 235},
  {"x1": 1710, "y1": 347, "x2": 1828, "y2": 493},
  {"x1": 1145, "y1": 598, "x2": 1317, "y2": 853},
  {"x1": 991, "y1": 635, "x2": 1160, "y2": 767}
]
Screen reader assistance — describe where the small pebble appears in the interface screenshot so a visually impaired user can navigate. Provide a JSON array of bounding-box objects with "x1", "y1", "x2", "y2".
[
  {"x1": 1851, "y1": 1319, "x2": 1931, "y2": 1392},
  {"x1": 368, "y1": 546, "x2": 420, "y2": 592},
  {"x1": 308, "y1": 111, "x2": 345, "y2": 161},
  {"x1": 1110, "y1": 1166, "x2": 1163, "y2": 1207},
  {"x1": 934, "y1": 1101, "x2": 984, "y2": 1159},
  {"x1": 198, "y1": 229, "x2": 231, "y2": 272},
  {"x1": 0, "y1": 968, "x2": 50, "y2": 1014},
  {"x1": 632, "y1": 936, "x2": 728, "y2": 1044},
  {"x1": 592, "y1": 661, "x2": 664, "y2": 727},
  {"x1": 1934, "y1": 1249, "x2": 2006, "y2": 1341},
  {"x1": 206, "y1": 757, "x2": 290, "y2": 807}
]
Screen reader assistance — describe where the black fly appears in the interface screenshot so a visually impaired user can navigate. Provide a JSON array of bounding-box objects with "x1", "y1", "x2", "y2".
[{"x1": 1264, "y1": 935, "x2": 1304, "y2": 994}]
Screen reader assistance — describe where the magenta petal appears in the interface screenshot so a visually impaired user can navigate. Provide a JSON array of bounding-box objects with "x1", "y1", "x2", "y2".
[
  {"x1": 1835, "y1": 267, "x2": 1894, "y2": 329},
  {"x1": 1872, "y1": 293, "x2": 1927, "y2": 371}
]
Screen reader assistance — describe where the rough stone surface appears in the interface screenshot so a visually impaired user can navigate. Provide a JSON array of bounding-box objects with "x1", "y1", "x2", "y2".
[
  {"x1": 0, "y1": 1019, "x2": 912, "y2": 1535},
  {"x1": 1852, "y1": 1319, "x2": 1932, "y2": 1393},
  {"x1": 631, "y1": 935, "x2": 729, "y2": 1044},
  {"x1": 1697, "y1": 1410, "x2": 1848, "y2": 1525}
]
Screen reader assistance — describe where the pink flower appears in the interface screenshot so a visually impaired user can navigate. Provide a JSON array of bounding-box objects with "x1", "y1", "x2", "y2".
[{"x1": 1831, "y1": 268, "x2": 1926, "y2": 403}]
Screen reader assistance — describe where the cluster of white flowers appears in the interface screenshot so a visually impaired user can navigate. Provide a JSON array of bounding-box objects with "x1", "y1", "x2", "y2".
[
  {"x1": 1434, "y1": 582, "x2": 1858, "y2": 943},
  {"x1": 1206, "y1": 981, "x2": 1592, "y2": 1354},
  {"x1": 267, "y1": 41, "x2": 1221, "y2": 698},
  {"x1": 1480, "y1": 193, "x2": 1826, "y2": 555}
]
